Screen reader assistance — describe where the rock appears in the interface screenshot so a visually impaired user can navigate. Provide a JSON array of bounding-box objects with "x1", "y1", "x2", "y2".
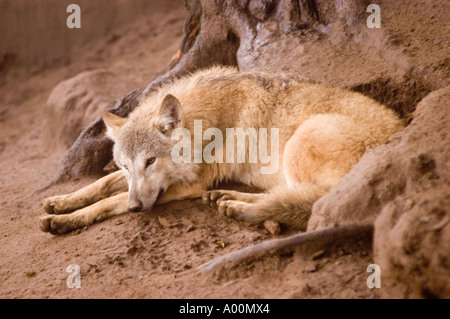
[
  {"x1": 264, "y1": 219, "x2": 281, "y2": 235},
  {"x1": 303, "y1": 262, "x2": 318, "y2": 273},
  {"x1": 181, "y1": 217, "x2": 195, "y2": 232},
  {"x1": 158, "y1": 216, "x2": 178, "y2": 228},
  {"x1": 45, "y1": 69, "x2": 127, "y2": 149},
  {"x1": 308, "y1": 86, "x2": 450, "y2": 298},
  {"x1": 374, "y1": 86, "x2": 450, "y2": 298}
]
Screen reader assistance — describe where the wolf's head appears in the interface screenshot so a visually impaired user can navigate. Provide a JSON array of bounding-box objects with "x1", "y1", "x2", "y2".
[{"x1": 102, "y1": 94, "x2": 194, "y2": 213}]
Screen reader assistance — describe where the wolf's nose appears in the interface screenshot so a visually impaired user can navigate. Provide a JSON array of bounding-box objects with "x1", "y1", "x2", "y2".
[{"x1": 128, "y1": 201, "x2": 143, "y2": 213}]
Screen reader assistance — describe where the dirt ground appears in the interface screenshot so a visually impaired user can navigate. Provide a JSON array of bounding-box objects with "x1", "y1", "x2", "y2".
[{"x1": 0, "y1": 1, "x2": 447, "y2": 298}]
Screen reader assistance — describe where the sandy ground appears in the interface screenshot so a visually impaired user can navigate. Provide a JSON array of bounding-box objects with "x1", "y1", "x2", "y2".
[{"x1": 0, "y1": 1, "x2": 447, "y2": 299}]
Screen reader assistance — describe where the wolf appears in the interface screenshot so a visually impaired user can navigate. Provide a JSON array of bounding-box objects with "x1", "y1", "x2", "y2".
[{"x1": 40, "y1": 67, "x2": 404, "y2": 235}]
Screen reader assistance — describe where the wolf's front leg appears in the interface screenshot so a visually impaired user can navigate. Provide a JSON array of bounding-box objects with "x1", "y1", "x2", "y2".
[
  {"x1": 40, "y1": 192, "x2": 128, "y2": 235},
  {"x1": 43, "y1": 170, "x2": 127, "y2": 214},
  {"x1": 156, "y1": 182, "x2": 206, "y2": 205}
]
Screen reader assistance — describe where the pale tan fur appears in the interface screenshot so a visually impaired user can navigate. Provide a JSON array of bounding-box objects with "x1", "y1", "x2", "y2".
[{"x1": 40, "y1": 67, "x2": 404, "y2": 235}]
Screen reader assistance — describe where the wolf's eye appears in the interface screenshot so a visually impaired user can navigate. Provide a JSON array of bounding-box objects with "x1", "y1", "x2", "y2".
[
  {"x1": 146, "y1": 157, "x2": 156, "y2": 167},
  {"x1": 123, "y1": 165, "x2": 128, "y2": 170}
]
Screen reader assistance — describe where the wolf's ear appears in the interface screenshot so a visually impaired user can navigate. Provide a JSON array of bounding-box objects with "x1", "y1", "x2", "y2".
[
  {"x1": 155, "y1": 94, "x2": 183, "y2": 135},
  {"x1": 102, "y1": 110, "x2": 127, "y2": 140}
]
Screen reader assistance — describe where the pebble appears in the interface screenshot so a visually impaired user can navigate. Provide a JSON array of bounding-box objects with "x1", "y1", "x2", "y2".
[
  {"x1": 303, "y1": 262, "x2": 318, "y2": 273},
  {"x1": 158, "y1": 216, "x2": 178, "y2": 228},
  {"x1": 264, "y1": 220, "x2": 281, "y2": 235}
]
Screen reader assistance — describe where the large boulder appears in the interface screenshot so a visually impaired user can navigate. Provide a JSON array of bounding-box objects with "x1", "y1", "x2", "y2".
[
  {"x1": 307, "y1": 86, "x2": 450, "y2": 298},
  {"x1": 45, "y1": 69, "x2": 127, "y2": 149},
  {"x1": 374, "y1": 87, "x2": 450, "y2": 298}
]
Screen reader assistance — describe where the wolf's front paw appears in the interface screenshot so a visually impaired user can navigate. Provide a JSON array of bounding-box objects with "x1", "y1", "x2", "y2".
[
  {"x1": 43, "y1": 196, "x2": 72, "y2": 215},
  {"x1": 203, "y1": 190, "x2": 263, "y2": 223},
  {"x1": 216, "y1": 198, "x2": 251, "y2": 218},
  {"x1": 217, "y1": 199, "x2": 268, "y2": 225},
  {"x1": 39, "y1": 215, "x2": 73, "y2": 235},
  {"x1": 202, "y1": 190, "x2": 232, "y2": 207}
]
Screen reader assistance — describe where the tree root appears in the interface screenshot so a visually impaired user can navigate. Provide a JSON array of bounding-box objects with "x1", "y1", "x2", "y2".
[{"x1": 183, "y1": 224, "x2": 373, "y2": 274}]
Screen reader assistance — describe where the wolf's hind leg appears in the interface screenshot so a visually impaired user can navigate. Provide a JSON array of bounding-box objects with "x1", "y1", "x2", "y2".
[
  {"x1": 40, "y1": 192, "x2": 128, "y2": 235},
  {"x1": 43, "y1": 170, "x2": 127, "y2": 215},
  {"x1": 216, "y1": 184, "x2": 326, "y2": 229}
]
